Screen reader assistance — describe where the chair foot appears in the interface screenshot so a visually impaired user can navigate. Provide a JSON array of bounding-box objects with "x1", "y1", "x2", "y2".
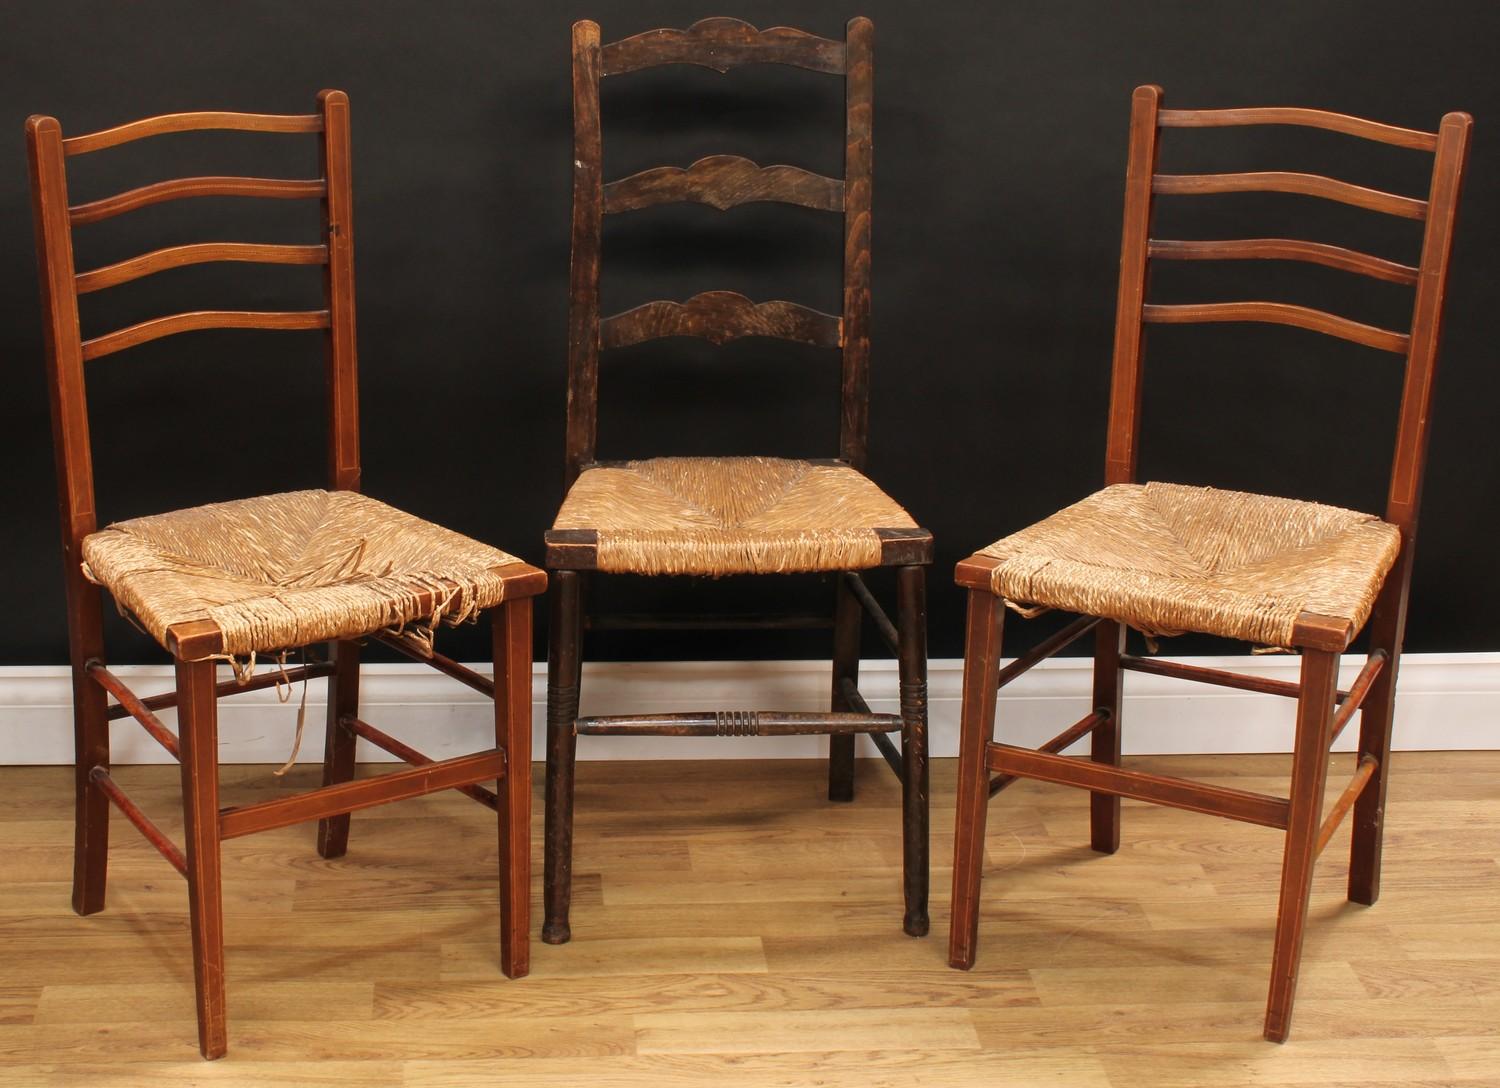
[
  {"x1": 541, "y1": 920, "x2": 572, "y2": 945},
  {"x1": 1263, "y1": 1016, "x2": 1292, "y2": 1044},
  {"x1": 904, "y1": 911, "x2": 930, "y2": 938}
]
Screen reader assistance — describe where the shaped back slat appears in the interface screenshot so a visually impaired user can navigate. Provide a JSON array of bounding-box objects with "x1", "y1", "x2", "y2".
[
  {"x1": 603, "y1": 155, "x2": 844, "y2": 214},
  {"x1": 599, "y1": 291, "x2": 840, "y2": 349}
]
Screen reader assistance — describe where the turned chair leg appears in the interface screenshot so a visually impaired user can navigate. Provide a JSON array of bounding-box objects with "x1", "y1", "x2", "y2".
[
  {"x1": 896, "y1": 566, "x2": 929, "y2": 936},
  {"x1": 828, "y1": 574, "x2": 861, "y2": 802},
  {"x1": 1264, "y1": 648, "x2": 1339, "y2": 1043},
  {"x1": 316, "y1": 638, "x2": 361, "y2": 858},
  {"x1": 1090, "y1": 621, "x2": 1126, "y2": 854},
  {"x1": 176, "y1": 656, "x2": 227, "y2": 1060},
  {"x1": 948, "y1": 589, "x2": 1003, "y2": 968},
  {"x1": 543, "y1": 569, "x2": 582, "y2": 945},
  {"x1": 494, "y1": 600, "x2": 533, "y2": 978}
]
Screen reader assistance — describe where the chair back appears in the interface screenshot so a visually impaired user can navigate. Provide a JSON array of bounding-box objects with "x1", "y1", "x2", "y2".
[
  {"x1": 564, "y1": 17, "x2": 874, "y2": 485},
  {"x1": 26, "y1": 90, "x2": 361, "y2": 579},
  {"x1": 1103, "y1": 86, "x2": 1471, "y2": 542}
]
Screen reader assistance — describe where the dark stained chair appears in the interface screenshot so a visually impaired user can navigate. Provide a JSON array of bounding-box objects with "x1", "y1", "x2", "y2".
[
  {"x1": 26, "y1": 91, "x2": 544, "y2": 1059},
  {"x1": 543, "y1": 17, "x2": 932, "y2": 943},
  {"x1": 947, "y1": 86, "x2": 1471, "y2": 1042}
]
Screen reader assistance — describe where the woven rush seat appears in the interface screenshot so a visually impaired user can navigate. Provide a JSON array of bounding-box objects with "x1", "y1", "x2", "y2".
[
  {"x1": 976, "y1": 482, "x2": 1402, "y2": 647},
  {"x1": 551, "y1": 456, "x2": 921, "y2": 576},
  {"x1": 81, "y1": 490, "x2": 523, "y2": 657}
]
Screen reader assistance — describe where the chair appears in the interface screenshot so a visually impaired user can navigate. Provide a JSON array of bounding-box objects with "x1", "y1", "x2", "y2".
[
  {"x1": 25, "y1": 91, "x2": 545, "y2": 1059},
  {"x1": 542, "y1": 17, "x2": 932, "y2": 943},
  {"x1": 947, "y1": 87, "x2": 1470, "y2": 1042}
]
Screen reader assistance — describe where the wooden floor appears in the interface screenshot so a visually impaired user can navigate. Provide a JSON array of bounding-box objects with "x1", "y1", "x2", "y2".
[{"x1": 0, "y1": 752, "x2": 1497, "y2": 1085}]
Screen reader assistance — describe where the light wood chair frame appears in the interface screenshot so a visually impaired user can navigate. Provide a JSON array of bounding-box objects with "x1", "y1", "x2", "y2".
[
  {"x1": 947, "y1": 86, "x2": 1471, "y2": 1042},
  {"x1": 542, "y1": 18, "x2": 932, "y2": 944},
  {"x1": 26, "y1": 90, "x2": 544, "y2": 1060}
]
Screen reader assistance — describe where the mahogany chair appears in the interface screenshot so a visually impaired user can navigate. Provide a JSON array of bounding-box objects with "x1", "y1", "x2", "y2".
[
  {"x1": 26, "y1": 91, "x2": 544, "y2": 1059},
  {"x1": 947, "y1": 87, "x2": 1470, "y2": 1042},
  {"x1": 543, "y1": 17, "x2": 932, "y2": 943}
]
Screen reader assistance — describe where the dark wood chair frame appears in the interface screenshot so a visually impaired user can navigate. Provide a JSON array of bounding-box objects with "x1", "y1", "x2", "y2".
[
  {"x1": 948, "y1": 87, "x2": 1471, "y2": 1043},
  {"x1": 26, "y1": 91, "x2": 544, "y2": 1060},
  {"x1": 542, "y1": 18, "x2": 932, "y2": 943}
]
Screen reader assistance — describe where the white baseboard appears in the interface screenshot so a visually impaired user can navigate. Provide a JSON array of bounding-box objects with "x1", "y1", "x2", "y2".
[{"x1": 1, "y1": 653, "x2": 1495, "y2": 765}]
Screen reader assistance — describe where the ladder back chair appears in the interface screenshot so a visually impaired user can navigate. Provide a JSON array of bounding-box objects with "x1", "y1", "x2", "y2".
[
  {"x1": 26, "y1": 91, "x2": 544, "y2": 1060},
  {"x1": 948, "y1": 87, "x2": 1470, "y2": 1042},
  {"x1": 543, "y1": 17, "x2": 932, "y2": 943}
]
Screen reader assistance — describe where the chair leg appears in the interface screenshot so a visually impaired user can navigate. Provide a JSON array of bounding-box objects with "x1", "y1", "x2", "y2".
[
  {"x1": 493, "y1": 599, "x2": 533, "y2": 978},
  {"x1": 948, "y1": 590, "x2": 1004, "y2": 969},
  {"x1": 1349, "y1": 573, "x2": 1407, "y2": 906},
  {"x1": 68, "y1": 597, "x2": 110, "y2": 917},
  {"x1": 70, "y1": 672, "x2": 110, "y2": 918},
  {"x1": 896, "y1": 565, "x2": 929, "y2": 937},
  {"x1": 1264, "y1": 647, "x2": 1339, "y2": 1044},
  {"x1": 1090, "y1": 620, "x2": 1126, "y2": 854},
  {"x1": 543, "y1": 569, "x2": 582, "y2": 945},
  {"x1": 176, "y1": 655, "x2": 227, "y2": 1060},
  {"x1": 316, "y1": 638, "x2": 361, "y2": 859},
  {"x1": 828, "y1": 574, "x2": 861, "y2": 803}
]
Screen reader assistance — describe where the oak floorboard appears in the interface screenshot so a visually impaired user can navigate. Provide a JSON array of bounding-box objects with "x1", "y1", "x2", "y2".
[{"x1": 0, "y1": 753, "x2": 1493, "y2": 1085}]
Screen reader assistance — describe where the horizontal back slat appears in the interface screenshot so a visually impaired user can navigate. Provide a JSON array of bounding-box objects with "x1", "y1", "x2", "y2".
[
  {"x1": 1147, "y1": 238, "x2": 1419, "y2": 285},
  {"x1": 1158, "y1": 107, "x2": 1439, "y2": 151},
  {"x1": 69, "y1": 176, "x2": 325, "y2": 226},
  {"x1": 75, "y1": 242, "x2": 328, "y2": 294},
  {"x1": 1142, "y1": 301, "x2": 1411, "y2": 354},
  {"x1": 81, "y1": 309, "x2": 330, "y2": 360},
  {"x1": 601, "y1": 17, "x2": 845, "y2": 76},
  {"x1": 1152, "y1": 171, "x2": 1427, "y2": 219},
  {"x1": 62, "y1": 111, "x2": 324, "y2": 156},
  {"x1": 604, "y1": 155, "x2": 844, "y2": 213},
  {"x1": 599, "y1": 290, "x2": 841, "y2": 349}
]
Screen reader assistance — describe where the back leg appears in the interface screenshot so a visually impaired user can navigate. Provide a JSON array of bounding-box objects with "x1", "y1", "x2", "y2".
[
  {"x1": 828, "y1": 574, "x2": 861, "y2": 802},
  {"x1": 1090, "y1": 620, "x2": 1125, "y2": 853},
  {"x1": 316, "y1": 639, "x2": 361, "y2": 858},
  {"x1": 69, "y1": 579, "x2": 109, "y2": 917}
]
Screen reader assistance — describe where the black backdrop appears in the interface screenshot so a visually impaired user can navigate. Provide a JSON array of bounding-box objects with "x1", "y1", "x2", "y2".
[{"x1": 1, "y1": 1, "x2": 1496, "y2": 666}]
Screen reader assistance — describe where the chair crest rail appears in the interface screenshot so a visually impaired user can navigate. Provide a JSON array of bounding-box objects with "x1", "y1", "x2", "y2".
[
  {"x1": 1156, "y1": 107, "x2": 1439, "y2": 151},
  {"x1": 61, "y1": 111, "x2": 323, "y2": 156},
  {"x1": 600, "y1": 17, "x2": 846, "y2": 76}
]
